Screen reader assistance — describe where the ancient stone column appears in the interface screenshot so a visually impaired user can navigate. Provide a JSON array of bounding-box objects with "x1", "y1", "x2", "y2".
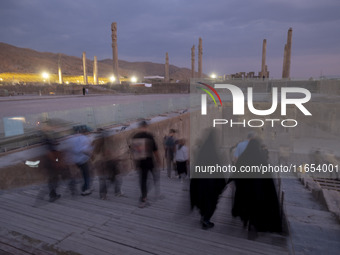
[
  {"x1": 282, "y1": 44, "x2": 287, "y2": 78},
  {"x1": 82, "y1": 52, "x2": 87, "y2": 85},
  {"x1": 93, "y1": 56, "x2": 98, "y2": 85},
  {"x1": 111, "y1": 22, "x2": 119, "y2": 83},
  {"x1": 58, "y1": 54, "x2": 63, "y2": 84},
  {"x1": 282, "y1": 28, "x2": 292, "y2": 79},
  {"x1": 165, "y1": 52, "x2": 170, "y2": 83},
  {"x1": 191, "y1": 45, "x2": 195, "y2": 79},
  {"x1": 285, "y1": 27, "x2": 293, "y2": 79},
  {"x1": 198, "y1": 37, "x2": 203, "y2": 78},
  {"x1": 261, "y1": 39, "x2": 267, "y2": 78}
]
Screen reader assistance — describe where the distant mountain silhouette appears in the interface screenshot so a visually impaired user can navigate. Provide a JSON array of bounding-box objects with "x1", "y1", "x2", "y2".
[{"x1": 0, "y1": 42, "x2": 201, "y2": 82}]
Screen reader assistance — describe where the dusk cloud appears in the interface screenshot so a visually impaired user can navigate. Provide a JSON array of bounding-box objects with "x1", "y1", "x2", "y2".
[{"x1": 1, "y1": 0, "x2": 339, "y2": 78}]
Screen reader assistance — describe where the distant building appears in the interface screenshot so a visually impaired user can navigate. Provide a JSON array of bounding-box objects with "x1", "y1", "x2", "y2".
[
  {"x1": 143, "y1": 76, "x2": 164, "y2": 83},
  {"x1": 225, "y1": 71, "x2": 269, "y2": 80},
  {"x1": 0, "y1": 72, "x2": 130, "y2": 85}
]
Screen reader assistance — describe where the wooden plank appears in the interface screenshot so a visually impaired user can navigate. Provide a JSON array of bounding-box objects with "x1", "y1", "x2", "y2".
[
  {"x1": 88, "y1": 226, "x2": 247, "y2": 255},
  {"x1": 90, "y1": 221, "x2": 285, "y2": 255},
  {"x1": 100, "y1": 211, "x2": 288, "y2": 255},
  {"x1": 0, "y1": 195, "x2": 101, "y2": 229},
  {"x1": 0, "y1": 212, "x2": 67, "y2": 242},
  {"x1": 0, "y1": 192, "x2": 112, "y2": 225},
  {"x1": 60, "y1": 232, "x2": 157, "y2": 255},
  {"x1": 0, "y1": 201, "x2": 85, "y2": 236},
  {"x1": 0, "y1": 236, "x2": 55, "y2": 255},
  {"x1": 0, "y1": 223, "x2": 57, "y2": 246},
  {"x1": 0, "y1": 171, "x2": 289, "y2": 255},
  {"x1": 0, "y1": 244, "x2": 32, "y2": 255}
]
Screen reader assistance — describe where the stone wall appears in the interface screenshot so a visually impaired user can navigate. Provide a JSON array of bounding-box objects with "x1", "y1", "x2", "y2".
[
  {"x1": 106, "y1": 83, "x2": 189, "y2": 94},
  {"x1": 0, "y1": 113, "x2": 190, "y2": 190},
  {"x1": 1, "y1": 80, "x2": 339, "y2": 96},
  {"x1": 0, "y1": 82, "x2": 190, "y2": 96}
]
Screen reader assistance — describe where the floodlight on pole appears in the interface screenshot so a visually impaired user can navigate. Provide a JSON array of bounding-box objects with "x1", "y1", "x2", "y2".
[
  {"x1": 210, "y1": 73, "x2": 217, "y2": 79},
  {"x1": 110, "y1": 75, "x2": 116, "y2": 83},
  {"x1": 131, "y1": 76, "x2": 137, "y2": 83}
]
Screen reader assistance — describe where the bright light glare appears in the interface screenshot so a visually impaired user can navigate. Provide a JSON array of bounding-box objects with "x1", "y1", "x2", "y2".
[
  {"x1": 210, "y1": 73, "x2": 217, "y2": 79},
  {"x1": 9, "y1": 117, "x2": 26, "y2": 122},
  {"x1": 42, "y1": 72, "x2": 49, "y2": 79},
  {"x1": 110, "y1": 76, "x2": 116, "y2": 82},
  {"x1": 131, "y1": 76, "x2": 137, "y2": 83}
]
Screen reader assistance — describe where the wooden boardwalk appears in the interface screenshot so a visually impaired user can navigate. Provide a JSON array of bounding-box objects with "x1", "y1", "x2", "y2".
[{"x1": 0, "y1": 171, "x2": 289, "y2": 255}]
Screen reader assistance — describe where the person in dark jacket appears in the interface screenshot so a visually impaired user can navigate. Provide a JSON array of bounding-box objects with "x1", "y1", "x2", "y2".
[
  {"x1": 131, "y1": 120, "x2": 161, "y2": 208},
  {"x1": 164, "y1": 129, "x2": 176, "y2": 178}
]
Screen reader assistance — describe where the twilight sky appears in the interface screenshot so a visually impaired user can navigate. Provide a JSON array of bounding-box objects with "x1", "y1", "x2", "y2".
[{"x1": 1, "y1": 0, "x2": 339, "y2": 78}]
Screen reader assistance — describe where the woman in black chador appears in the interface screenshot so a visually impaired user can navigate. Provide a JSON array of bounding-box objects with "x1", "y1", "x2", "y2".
[
  {"x1": 232, "y1": 139, "x2": 282, "y2": 234},
  {"x1": 190, "y1": 129, "x2": 226, "y2": 229}
]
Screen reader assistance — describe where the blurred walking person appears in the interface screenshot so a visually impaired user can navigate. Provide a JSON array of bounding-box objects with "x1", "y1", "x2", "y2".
[
  {"x1": 38, "y1": 120, "x2": 75, "y2": 203},
  {"x1": 174, "y1": 138, "x2": 189, "y2": 181},
  {"x1": 43, "y1": 130, "x2": 62, "y2": 202},
  {"x1": 92, "y1": 129, "x2": 123, "y2": 200},
  {"x1": 64, "y1": 128, "x2": 93, "y2": 196},
  {"x1": 164, "y1": 129, "x2": 176, "y2": 178},
  {"x1": 190, "y1": 129, "x2": 226, "y2": 229},
  {"x1": 131, "y1": 120, "x2": 161, "y2": 208}
]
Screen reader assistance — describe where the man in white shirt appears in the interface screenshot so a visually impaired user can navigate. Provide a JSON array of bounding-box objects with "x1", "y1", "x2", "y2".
[{"x1": 174, "y1": 138, "x2": 189, "y2": 181}]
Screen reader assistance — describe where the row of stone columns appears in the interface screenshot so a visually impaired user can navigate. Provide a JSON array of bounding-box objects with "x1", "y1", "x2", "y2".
[
  {"x1": 110, "y1": 23, "x2": 292, "y2": 82},
  {"x1": 164, "y1": 38, "x2": 203, "y2": 81},
  {"x1": 111, "y1": 21, "x2": 205, "y2": 82},
  {"x1": 58, "y1": 52, "x2": 98, "y2": 85},
  {"x1": 63, "y1": 23, "x2": 293, "y2": 84},
  {"x1": 65, "y1": 22, "x2": 117, "y2": 85},
  {"x1": 259, "y1": 28, "x2": 292, "y2": 79},
  {"x1": 189, "y1": 37, "x2": 203, "y2": 79},
  {"x1": 82, "y1": 52, "x2": 99, "y2": 85}
]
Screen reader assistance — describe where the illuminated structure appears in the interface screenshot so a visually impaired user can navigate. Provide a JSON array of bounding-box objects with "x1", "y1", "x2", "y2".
[
  {"x1": 82, "y1": 52, "x2": 88, "y2": 85},
  {"x1": 93, "y1": 56, "x2": 98, "y2": 85},
  {"x1": 0, "y1": 72, "x2": 129, "y2": 84},
  {"x1": 58, "y1": 54, "x2": 63, "y2": 84}
]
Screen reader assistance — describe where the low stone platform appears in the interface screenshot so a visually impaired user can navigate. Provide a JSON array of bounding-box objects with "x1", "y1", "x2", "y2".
[{"x1": 282, "y1": 175, "x2": 340, "y2": 255}]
